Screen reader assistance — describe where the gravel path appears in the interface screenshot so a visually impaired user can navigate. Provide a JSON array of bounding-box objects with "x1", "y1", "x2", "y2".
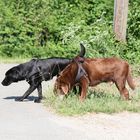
[{"x1": 0, "y1": 63, "x2": 140, "y2": 140}]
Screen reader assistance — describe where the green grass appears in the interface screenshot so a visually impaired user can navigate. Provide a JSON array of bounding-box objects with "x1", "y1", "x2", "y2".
[
  {"x1": 0, "y1": 57, "x2": 31, "y2": 63},
  {"x1": 43, "y1": 83, "x2": 140, "y2": 116}
]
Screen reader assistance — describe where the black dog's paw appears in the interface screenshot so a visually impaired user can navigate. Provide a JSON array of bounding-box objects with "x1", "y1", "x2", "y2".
[
  {"x1": 34, "y1": 98, "x2": 41, "y2": 103},
  {"x1": 15, "y1": 97, "x2": 24, "y2": 102}
]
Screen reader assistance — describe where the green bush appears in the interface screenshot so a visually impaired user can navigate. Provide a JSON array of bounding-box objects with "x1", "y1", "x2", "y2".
[{"x1": 0, "y1": 0, "x2": 140, "y2": 64}]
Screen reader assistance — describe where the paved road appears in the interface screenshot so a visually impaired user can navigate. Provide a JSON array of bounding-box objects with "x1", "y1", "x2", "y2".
[
  {"x1": 0, "y1": 63, "x2": 94, "y2": 140},
  {"x1": 0, "y1": 63, "x2": 140, "y2": 140}
]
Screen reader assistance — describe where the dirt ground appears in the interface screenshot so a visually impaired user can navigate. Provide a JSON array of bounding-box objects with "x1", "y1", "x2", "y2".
[{"x1": 0, "y1": 63, "x2": 140, "y2": 140}]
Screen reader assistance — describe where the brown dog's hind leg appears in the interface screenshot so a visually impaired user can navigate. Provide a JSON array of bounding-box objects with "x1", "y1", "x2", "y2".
[
  {"x1": 115, "y1": 78, "x2": 130, "y2": 100},
  {"x1": 121, "y1": 88, "x2": 130, "y2": 100}
]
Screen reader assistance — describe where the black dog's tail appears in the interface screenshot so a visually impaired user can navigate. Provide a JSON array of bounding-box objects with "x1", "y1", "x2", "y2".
[{"x1": 78, "y1": 43, "x2": 86, "y2": 57}]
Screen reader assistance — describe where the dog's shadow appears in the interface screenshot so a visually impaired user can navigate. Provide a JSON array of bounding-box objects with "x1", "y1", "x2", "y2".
[{"x1": 3, "y1": 96, "x2": 38, "y2": 102}]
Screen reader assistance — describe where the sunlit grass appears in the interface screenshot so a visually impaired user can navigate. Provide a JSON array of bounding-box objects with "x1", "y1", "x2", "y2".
[{"x1": 44, "y1": 83, "x2": 140, "y2": 116}]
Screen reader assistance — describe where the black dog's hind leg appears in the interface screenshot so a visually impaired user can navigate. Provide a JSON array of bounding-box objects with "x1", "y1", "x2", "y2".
[
  {"x1": 15, "y1": 85, "x2": 36, "y2": 102},
  {"x1": 34, "y1": 83, "x2": 43, "y2": 103},
  {"x1": 73, "y1": 86, "x2": 81, "y2": 95},
  {"x1": 73, "y1": 86, "x2": 77, "y2": 94}
]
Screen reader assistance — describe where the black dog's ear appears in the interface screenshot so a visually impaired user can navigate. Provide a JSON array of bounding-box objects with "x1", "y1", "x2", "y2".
[
  {"x1": 8, "y1": 67, "x2": 21, "y2": 80},
  {"x1": 79, "y1": 43, "x2": 86, "y2": 57},
  {"x1": 12, "y1": 69, "x2": 20, "y2": 79}
]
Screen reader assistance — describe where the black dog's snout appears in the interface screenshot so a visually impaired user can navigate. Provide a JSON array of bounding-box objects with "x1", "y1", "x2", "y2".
[
  {"x1": 1, "y1": 79, "x2": 4, "y2": 85},
  {"x1": 1, "y1": 80, "x2": 5, "y2": 86},
  {"x1": 1, "y1": 79, "x2": 10, "y2": 86},
  {"x1": 1, "y1": 82, "x2": 6, "y2": 86}
]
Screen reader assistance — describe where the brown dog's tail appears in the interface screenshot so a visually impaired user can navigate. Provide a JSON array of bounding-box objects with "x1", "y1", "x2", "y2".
[
  {"x1": 79, "y1": 43, "x2": 86, "y2": 57},
  {"x1": 127, "y1": 67, "x2": 135, "y2": 90}
]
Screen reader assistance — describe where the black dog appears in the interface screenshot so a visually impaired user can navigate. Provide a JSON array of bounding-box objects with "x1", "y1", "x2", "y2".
[{"x1": 1, "y1": 43, "x2": 85, "y2": 103}]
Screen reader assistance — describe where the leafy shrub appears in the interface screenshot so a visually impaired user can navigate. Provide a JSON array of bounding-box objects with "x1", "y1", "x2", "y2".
[{"x1": 0, "y1": 0, "x2": 140, "y2": 65}]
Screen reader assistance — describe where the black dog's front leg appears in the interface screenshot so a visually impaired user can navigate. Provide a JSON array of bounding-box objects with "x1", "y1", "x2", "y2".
[
  {"x1": 34, "y1": 84, "x2": 42, "y2": 103},
  {"x1": 15, "y1": 85, "x2": 36, "y2": 102}
]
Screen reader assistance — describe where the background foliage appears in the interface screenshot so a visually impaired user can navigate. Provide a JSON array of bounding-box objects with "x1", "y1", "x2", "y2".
[{"x1": 0, "y1": 0, "x2": 140, "y2": 64}]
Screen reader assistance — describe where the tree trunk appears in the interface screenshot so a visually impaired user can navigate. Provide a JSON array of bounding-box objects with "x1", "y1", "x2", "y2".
[{"x1": 113, "y1": 0, "x2": 129, "y2": 42}]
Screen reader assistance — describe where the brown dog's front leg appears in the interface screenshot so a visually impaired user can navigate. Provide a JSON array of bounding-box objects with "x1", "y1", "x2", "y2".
[{"x1": 79, "y1": 77, "x2": 89, "y2": 101}]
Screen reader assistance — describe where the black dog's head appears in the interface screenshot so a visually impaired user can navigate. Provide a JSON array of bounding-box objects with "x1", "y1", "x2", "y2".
[{"x1": 1, "y1": 66, "x2": 20, "y2": 86}]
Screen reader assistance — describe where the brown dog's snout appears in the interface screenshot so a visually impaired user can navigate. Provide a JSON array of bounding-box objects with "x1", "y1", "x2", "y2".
[
  {"x1": 53, "y1": 85, "x2": 58, "y2": 96},
  {"x1": 53, "y1": 82, "x2": 61, "y2": 96}
]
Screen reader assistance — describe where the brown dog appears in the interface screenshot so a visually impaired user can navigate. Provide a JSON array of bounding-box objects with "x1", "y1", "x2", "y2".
[{"x1": 54, "y1": 57, "x2": 135, "y2": 101}]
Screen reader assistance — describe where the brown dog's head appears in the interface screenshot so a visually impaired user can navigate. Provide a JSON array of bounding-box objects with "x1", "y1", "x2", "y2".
[
  {"x1": 54, "y1": 44, "x2": 86, "y2": 98},
  {"x1": 53, "y1": 61, "x2": 77, "y2": 97},
  {"x1": 54, "y1": 77, "x2": 70, "y2": 96},
  {"x1": 54, "y1": 58, "x2": 85, "y2": 97}
]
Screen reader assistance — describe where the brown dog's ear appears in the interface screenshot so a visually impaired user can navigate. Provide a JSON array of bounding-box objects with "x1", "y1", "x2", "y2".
[{"x1": 61, "y1": 84, "x2": 69, "y2": 95}]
